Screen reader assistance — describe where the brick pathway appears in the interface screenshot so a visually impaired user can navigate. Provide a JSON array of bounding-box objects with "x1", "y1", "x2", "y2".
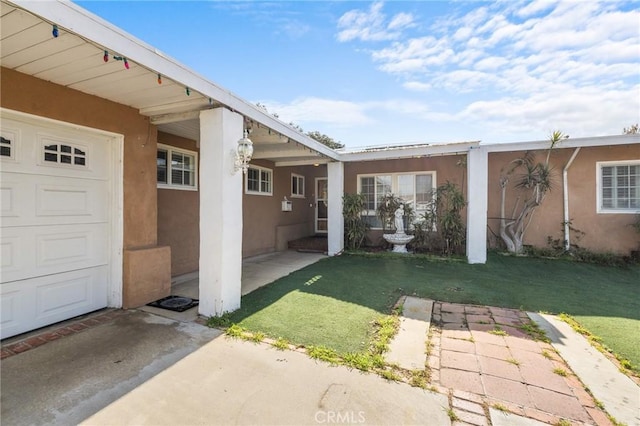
[
  {"x1": 429, "y1": 302, "x2": 614, "y2": 426},
  {"x1": 0, "y1": 309, "x2": 128, "y2": 360}
]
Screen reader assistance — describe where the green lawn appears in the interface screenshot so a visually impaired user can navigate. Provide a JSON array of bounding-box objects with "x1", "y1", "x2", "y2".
[{"x1": 224, "y1": 252, "x2": 640, "y2": 371}]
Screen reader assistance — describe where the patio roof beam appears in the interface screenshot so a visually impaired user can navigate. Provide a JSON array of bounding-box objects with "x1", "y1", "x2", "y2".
[
  {"x1": 150, "y1": 110, "x2": 201, "y2": 125},
  {"x1": 252, "y1": 149, "x2": 321, "y2": 160},
  {"x1": 275, "y1": 159, "x2": 331, "y2": 167}
]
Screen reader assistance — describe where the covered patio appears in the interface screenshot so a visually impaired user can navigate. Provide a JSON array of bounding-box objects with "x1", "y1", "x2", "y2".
[{"x1": 139, "y1": 250, "x2": 326, "y2": 322}]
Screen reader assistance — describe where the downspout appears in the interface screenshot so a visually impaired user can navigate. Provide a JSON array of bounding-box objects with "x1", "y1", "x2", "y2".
[{"x1": 563, "y1": 148, "x2": 581, "y2": 251}]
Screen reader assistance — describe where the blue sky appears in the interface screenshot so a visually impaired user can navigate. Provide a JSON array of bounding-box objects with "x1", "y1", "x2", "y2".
[{"x1": 76, "y1": 1, "x2": 639, "y2": 148}]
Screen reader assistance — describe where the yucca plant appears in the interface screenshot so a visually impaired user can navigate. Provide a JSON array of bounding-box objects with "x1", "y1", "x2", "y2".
[{"x1": 499, "y1": 131, "x2": 565, "y2": 254}]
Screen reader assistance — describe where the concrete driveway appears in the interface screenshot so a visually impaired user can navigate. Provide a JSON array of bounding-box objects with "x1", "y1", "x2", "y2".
[{"x1": 1, "y1": 309, "x2": 449, "y2": 426}]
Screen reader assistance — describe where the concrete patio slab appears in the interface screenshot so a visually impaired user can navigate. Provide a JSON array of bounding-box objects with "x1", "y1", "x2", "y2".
[
  {"x1": 489, "y1": 408, "x2": 549, "y2": 426},
  {"x1": 137, "y1": 250, "x2": 327, "y2": 323},
  {"x1": 0, "y1": 310, "x2": 221, "y2": 426},
  {"x1": 386, "y1": 296, "x2": 433, "y2": 370},
  {"x1": 82, "y1": 336, "x2": 451, "y2": 426},
  {"x1": 529, "y1": 312, "x2": 640, "y2": 426}
]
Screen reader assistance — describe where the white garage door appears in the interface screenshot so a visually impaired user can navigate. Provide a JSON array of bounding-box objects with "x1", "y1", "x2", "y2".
[{"x1": 1, "y1": 114, "x2": 116, "y2": 339}]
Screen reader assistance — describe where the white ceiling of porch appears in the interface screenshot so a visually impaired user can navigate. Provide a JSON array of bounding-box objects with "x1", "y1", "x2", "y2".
[{"x1": 0, "y1": 1, "x2": 333, "y2": 166}]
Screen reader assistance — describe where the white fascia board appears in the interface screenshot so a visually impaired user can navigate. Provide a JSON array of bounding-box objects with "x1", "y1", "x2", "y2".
[
  {"x1": 339, "y1": 141, "x2": 480, "y2": 162},
  {"x1": 10, "y1": 0, "x2": 340, "y2": 161},
  {"x1": 483, "y1": 134, "x2": 640, "y2": 153}
]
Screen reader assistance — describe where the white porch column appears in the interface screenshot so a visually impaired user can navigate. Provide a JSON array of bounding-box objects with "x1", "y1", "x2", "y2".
[
  {"x1": 199, "y1": 108, "x2": 243, "y2": 316},
  {"x1": 466, "y1": 146, "x2": 488, "y2": 264},
  {"x1": 327, "y1": 161, "x2": 344, "y2": 256}
]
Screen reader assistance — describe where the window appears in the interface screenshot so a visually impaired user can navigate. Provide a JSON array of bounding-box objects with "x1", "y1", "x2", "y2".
[
  {"x1": 157, "y1": 144, "x2": 197, "y2": 190},
  {"x1": 291, "y1": 173, "x2": 305, "y2": 198},
  {"x1": 245, "y1": 165, "x2": 273, "y2": 196},
  {"x1": 1, "y1": 136, "x2": 11, "y2": 157},
  {"x1": 42, "y1": 143, "x2": 86, "y2": 166},
  {"x1": 597, "y1": 161, "x2": 640, "y2": 213},
  {"x1": 358, "y1": 172, "x2": 436, "y2": 228}
]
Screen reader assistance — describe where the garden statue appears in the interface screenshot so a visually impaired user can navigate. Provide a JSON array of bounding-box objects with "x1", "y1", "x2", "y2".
[
  {"x1": 394, "y1": 204, "x2": 405, "y2": 234},
  {"x1": 383, "y1": 203, "x2": 414, "y2": 253}
]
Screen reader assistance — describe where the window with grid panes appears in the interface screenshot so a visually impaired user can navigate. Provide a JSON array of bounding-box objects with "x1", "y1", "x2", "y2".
[
  {"x1": 598, "y1": 161, "x2": 639, "y2": 212},
  {"x1": 156, "y1": 145, "x2": 197, "y2": 190}
]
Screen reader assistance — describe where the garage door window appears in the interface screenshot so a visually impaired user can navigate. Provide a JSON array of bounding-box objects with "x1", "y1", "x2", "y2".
[
  {"x1": 43, "y1": 143, "x2": 86, "y2": 166},
  {"x1": 1, "y1": 136, "x2": 11, "y2": 157}
]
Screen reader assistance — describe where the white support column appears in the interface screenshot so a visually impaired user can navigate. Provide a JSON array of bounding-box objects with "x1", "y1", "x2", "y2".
[
  {"x1": 327, "y1": 161, "x2": 344, "y2": 256},
  {"x1": 466, "y1": 146, "x2": 488, "y2": 264},
  {"x1": 199, "y1": 108, "x2": 243, "y2": 316}
]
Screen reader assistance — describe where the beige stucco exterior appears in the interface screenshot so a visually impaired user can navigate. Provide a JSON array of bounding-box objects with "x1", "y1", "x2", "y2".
[
  {"x1": 344, "y1": 154, "x2": 467, "y2": 244},
  {"x1": 2, "y1": 66, "x2": 637, "y2": 314},
  {"x1": 487, "y1": 145, "x2": 640, "y2": 255},
  {"x1": 156, "y1": 132, "x2": 200, "y2": 276},
  {"x1": 242, "y1": 161, "x2": 327, "y2": 258}
]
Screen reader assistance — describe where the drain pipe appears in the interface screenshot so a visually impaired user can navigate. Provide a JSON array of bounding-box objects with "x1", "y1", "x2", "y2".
[{"x1": 563, "y1": 148, "x2": 581, "y2": 251}]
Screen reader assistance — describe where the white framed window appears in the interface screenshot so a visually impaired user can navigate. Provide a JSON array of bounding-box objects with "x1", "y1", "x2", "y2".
[
  {"x1": 157, "y1": 144, "x2": 198, "y2": 191},
  {"x1": 357, "y1": 172, "x2": 436, "y2": 228},
  {"x1": 245, "y1": 165, "x2": 273, "y2": 196},
  {"x1": 597, "y1": 161, "x2": 640, "y2": 213},
  {"x1": 291, "y1": 173, "x2": 305, "y2": 198}
]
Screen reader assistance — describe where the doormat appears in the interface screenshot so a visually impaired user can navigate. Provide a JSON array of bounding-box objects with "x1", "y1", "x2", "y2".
[{"x1": 147, "y1": 295, "x2": 199, "y2": 312}]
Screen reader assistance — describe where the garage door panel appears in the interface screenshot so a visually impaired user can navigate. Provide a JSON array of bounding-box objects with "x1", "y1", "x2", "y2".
[
  {"x1": 1, "y1": 235, "x2": 25, "y2": 278},
  {"x1": 1, "y1": 111, "x2": 115, "y2": 339},
  {"x1": 0, "y1": 284, "x2": 37, "y2": 340},
  {"x1": 37, "y1": 182, "x2": 96, "y2": 217},
  {"x1": 1, "y1": 172, "x2": 108, "y2": 227},
  {"x1": 1, "y1": 178, "x2": 29, "y2": 219},
  {"x1": 1, "y1": 223, "x2": 108, "y2": 283},
  {"x1": 1, "y1": 117, "x2": 112, "y2": 179},
  {"x1": 1, "y1": 266, "x2": 108, "y2": 339}
]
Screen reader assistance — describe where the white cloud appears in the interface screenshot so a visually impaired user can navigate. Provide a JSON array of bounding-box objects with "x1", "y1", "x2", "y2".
[
  {"x1": 515, "y1": 0, "x2": 559, "y2": 18},
  {"x1": 331, "y1": 1, "x2": 639, "y2": 144},
  {"x1": 336, "y1": 1, "x2": 415, "y2": 42},
  {"x1": 403, "y1": 81, "x2": 431, "y2": 92},
  {"x1": 388, "y1": 12, "x2": 415, "y2": 31},
  {"x1": 261, "y1": 97, "x2": 373, "y2": 127}
]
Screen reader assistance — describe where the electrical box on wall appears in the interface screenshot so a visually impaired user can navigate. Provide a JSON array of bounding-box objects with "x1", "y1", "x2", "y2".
[{"x1": 282, "y1": 199, "x2": 292, "y2": 212}]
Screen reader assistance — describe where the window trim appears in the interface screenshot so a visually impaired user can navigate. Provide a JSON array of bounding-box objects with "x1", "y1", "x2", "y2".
[
  {"x1": 596, "y1": 160, "x2": 640, "y2": 214},
  {"x1": 357, "y1": 171, "x2": 437, "y2": 229},
  {"x1": 245, "y1": 164, "x2": 273, "y2": 196},
  {"x1": 291, "y1": 173, "x2": 305, "y2": 198},
  {"x1": 157, "y1": 143, "x2": 198, "y2": 191}
]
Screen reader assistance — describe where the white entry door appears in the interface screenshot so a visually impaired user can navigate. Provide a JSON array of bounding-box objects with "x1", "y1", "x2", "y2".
[{"x1": 1, "y1": 114, "x2": 115, "y2": 339}]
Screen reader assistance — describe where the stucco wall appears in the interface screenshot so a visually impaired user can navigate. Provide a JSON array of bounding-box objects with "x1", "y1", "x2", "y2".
[
  {"x1": 487, "y1": 144, "x2": 640, "y2": 254},
  {"x1": 344, "y1": 155, "x2": 467, "y2": 244},
  {"x1": 242, "y1": 161, "x2": 326, "y2": 257},
  {"x1": 157, "y1": 132, "x2": 200, "y2": 276},
  {"x1": 1, "y1": 68, "x2": 158, "y2": 248},
  {"x1": 1, "y1": 68, "x2": 170, "y2": 306}
]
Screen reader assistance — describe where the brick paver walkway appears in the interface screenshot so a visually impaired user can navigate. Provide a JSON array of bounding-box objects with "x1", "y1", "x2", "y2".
[{"x1": 429, "y1": 302, "x2": 614, "y2": 426}]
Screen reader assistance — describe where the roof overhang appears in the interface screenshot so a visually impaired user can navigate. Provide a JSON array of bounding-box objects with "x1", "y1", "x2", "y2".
[
  {"x1": 338, "y1": 141, "x2": 480, "y2": 162},
  {"x1": 482, "y1": 134, "x2": 640, "y2": 152},
  {"x1": 1, "y1": 0, "x2": 340, "y2": 166}
]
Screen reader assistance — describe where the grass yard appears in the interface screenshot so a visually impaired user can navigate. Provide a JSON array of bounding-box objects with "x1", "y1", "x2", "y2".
[{"x1": 222, "y1": 252, "x2": 640, "y2": 372}]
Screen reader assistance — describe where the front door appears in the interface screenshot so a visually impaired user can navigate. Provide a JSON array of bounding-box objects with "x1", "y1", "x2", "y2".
[{"x1": 315, "y1": 178, "x2": 328, "y2": 234}]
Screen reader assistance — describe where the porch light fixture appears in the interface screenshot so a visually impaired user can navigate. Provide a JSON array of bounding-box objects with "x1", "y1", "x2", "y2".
[{"x1": 234, "y1": 129, "x2": 253, "y2": 174}]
